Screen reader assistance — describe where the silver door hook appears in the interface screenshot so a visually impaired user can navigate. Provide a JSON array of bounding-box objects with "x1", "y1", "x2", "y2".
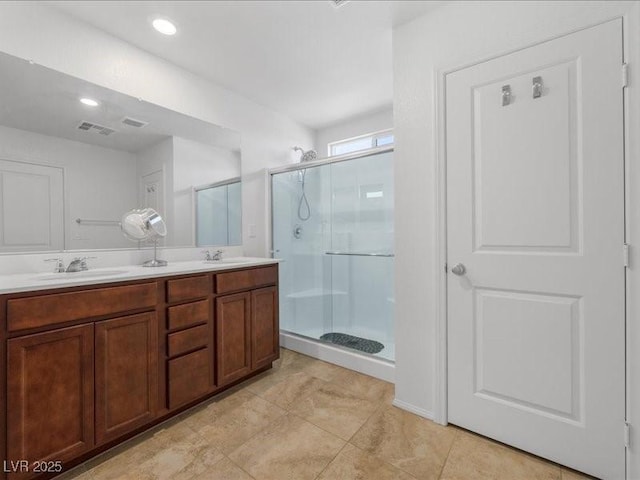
[
  {"x1": 532, "y1": 76, "x2": 543, "y2": 99},
  {"x1": 502, "y1": 85, "x2": 512, "y2": 106}
]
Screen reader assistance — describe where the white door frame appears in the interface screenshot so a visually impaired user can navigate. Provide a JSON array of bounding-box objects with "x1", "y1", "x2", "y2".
[{"x1": 433, "y1": 14, "x2": 632, "y2": 473}]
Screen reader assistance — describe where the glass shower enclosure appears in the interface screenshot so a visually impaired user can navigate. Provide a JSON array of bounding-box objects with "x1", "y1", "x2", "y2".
[{"x1": 271, "y1": 148, "x2": 394, "y2": 363}]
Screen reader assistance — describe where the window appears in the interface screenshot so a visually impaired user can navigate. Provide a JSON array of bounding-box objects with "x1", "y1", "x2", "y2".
[{"x1": 328, "y1": 129, "x2": 394, "y2": 157}]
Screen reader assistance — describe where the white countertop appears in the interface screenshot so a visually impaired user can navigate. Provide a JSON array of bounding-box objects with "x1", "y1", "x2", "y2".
[{"x1": 0, "y1": 257, "x2": 279, "y2": 295}]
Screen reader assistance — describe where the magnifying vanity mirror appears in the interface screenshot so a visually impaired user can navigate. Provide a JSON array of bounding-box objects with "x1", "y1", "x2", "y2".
[
  {"x1": 121, "y1": 208, "x2": 168, "y2": 267},
  {"x1": 0, "y1": 51, "x2": 242, "y2": 254}
]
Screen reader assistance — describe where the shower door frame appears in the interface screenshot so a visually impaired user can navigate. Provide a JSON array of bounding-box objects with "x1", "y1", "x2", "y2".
[
  {"x1": 267, "y1": 146, "x2": 395, "y2": 379},
  {"x1": 268, "y1": 144, "x2": 394, "y2": 257},
  {"x1": 268, "y1": 145, "x2": 394, "y2": 178}
]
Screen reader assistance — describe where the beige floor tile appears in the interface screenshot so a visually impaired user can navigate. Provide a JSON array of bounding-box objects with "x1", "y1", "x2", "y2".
[
  {"x1": 193, "y1": 394, "x2": 286, "y2": 454},
  {"x1": 89, "y1": 435, "x2": 167, "y2": 480},
  {"x1": 440, "y1": 430, "x2": 562, "y2": 480},
  {"x1": 171, "y1": 454, "x2": 251, "y2": 480},
  {"x1": 258, "y1": 371, "x2": 327, "y2": 410},
  {"x1": 229, "y1": 413, "x2": 345, "y2": 480},
  {"x1": 561, "y1": 467, "x2": 597, "y2": 480},
  {"x1": 317, "y1": 443, "x2": 416, "y2": 480},
  {"x1": 301, "y1": 358, "x2": 347, "y2": 382},
  {"x1": 56, "y1": 466, "x2": 94, "y2": 480},
  {"x1": 243, "y1": 369, "x2": 290, "y2": 396},
  {"x1": 290, "y1": 381, "x2": 379, "y2": 440},
  {"x1": 151, "y1": 418, "x2": 199, "y2": 447},
  {"x1": 184, "y1": 389, "x2": 257, "y2": 429},
  {"x1": 330, "y1": 368, "x2": 394, "y2": 404},
  {"x1": 95, "y1": 428, "x2": 214, "y2": 480},
  {"x1": 273, "y1": 348, "x2": 315, "y2": 371},
  {"x1": 246, "y1": 350, "x2": 320, "y2": 397},
  {"x1": 350, "y1": 405, "x2": 456, "y2": 480},
  {"x1": 64, "y1": 350, "x2": 573, "y2": 480}
]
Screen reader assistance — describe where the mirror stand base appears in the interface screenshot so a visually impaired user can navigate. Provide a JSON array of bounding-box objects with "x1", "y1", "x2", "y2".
[{"x1": 143, "y1": 259, "x2": 168, "y2": 267}]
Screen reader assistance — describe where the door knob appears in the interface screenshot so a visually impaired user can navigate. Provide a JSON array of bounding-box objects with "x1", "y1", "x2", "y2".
[{"x1": 451, "y1": 263, "x2": 466, "y2": 276}]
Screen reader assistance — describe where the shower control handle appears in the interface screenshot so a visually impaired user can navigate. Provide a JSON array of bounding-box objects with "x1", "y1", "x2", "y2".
[{"x1": 451, "y1": 263, "x2": 466, "y2": 276}]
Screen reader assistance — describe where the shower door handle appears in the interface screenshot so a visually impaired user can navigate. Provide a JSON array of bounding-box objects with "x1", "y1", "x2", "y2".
[{"x1": 451, "y1": 263, "x2": 466, "y2": 276}]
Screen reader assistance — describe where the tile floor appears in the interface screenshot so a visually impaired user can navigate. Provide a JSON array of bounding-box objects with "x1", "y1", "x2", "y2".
[{"x1": 61, "y1": 348, "x2": 592, "y2": 480}]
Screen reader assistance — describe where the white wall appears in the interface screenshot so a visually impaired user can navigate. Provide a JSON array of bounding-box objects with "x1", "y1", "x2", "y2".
[
  {"x1": 393, "y1": 0, "x2": 640, "y2": 475},
  {"x1": 314, "y1": 107, "x2": 393, "y2": 157},
  {"x1": 0, "y1": 2, "x2": 314, "y2": 258},
  {"x1": 0, "y1": 124, "x2": 137, "y2": 250}
]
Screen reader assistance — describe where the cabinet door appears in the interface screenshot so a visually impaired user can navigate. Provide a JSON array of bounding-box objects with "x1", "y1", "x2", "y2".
[
  {"x1": 95, "y1": 312, "x2": 158, "y2": 445},
  {"x1": 251, "y1": 286, "x2": 279, "y2": 370},
  {"x1": 216, "y1": 292, "x2": 251, "y2": 386},
  {"x1": 7, "y1": 324, "x2": 94, "y2": 473}
]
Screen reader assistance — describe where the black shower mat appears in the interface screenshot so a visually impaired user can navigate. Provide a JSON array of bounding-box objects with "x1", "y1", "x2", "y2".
[{"x1": 319, "y1": 332, "x2": 384, "y2": 354}]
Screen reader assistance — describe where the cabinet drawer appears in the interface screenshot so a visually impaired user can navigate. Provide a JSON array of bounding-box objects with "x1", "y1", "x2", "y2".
[
  {"x1": 7, "y1": 282, "x2": 157, "y2": 332},
  {"x1": 168, "y1": 349, "x2": 210, "y2": 409},
  {"x1": 167, "y1": 275, "x2": 209, "y2": 303},
  {"x1": 168, "y1": 324, "x2": 209, "y2": 358},
  {"x1": 167, "y1": 300, "x2": 209, "y2": 330},
  {"x1": 215, "y1": 266, "x2": 277, "y2": 294}
]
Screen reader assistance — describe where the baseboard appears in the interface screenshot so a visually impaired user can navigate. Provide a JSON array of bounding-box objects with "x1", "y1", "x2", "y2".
[{"x1": 392, "y1": 398, "x2": 435, "y2": 420}]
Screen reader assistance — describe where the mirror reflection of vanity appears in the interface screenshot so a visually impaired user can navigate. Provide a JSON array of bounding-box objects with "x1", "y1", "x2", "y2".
[{"x1": 0, "y1": 51, "x2": 242, "y2": 253}]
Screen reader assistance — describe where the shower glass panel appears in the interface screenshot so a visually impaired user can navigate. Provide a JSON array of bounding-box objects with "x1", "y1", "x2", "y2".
[
  {"x1": 271, "y1": 149, "x2": 394, "y2": 361},
  {"x1": 196, "y1": 180, "x2": 242, "y2": 246}
]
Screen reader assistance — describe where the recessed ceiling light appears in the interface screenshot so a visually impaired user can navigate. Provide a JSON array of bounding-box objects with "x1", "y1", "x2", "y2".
[
  {"x1": 80, "y1": 98, "x2": 99, "y2": 107},
  {"x1": 152, "y1": 18, "x2": 177, "y2": 36}
]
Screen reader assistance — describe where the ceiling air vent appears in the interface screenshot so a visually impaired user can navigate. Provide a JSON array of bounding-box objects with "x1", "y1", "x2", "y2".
[
  {"x1": 330, "y1": 0, "x2": 350, "y2": 7},
  {"x1": 77, "y1": 121, "x2": 116, "y2": 136},
  {"x1": 121, "y1": 117, "x2": 148, "y2": 128}
]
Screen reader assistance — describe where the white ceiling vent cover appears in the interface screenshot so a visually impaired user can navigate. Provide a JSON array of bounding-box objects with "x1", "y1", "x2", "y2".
[
  {"x1": 330, "y1": 0, "x2": 351, "y2": 7},
  {"x1": 77, "y1": 121, "x2": 116, "y2": 136},
  {"x1": 121, "y1": 117, "x2": 148, "y2": 128}
]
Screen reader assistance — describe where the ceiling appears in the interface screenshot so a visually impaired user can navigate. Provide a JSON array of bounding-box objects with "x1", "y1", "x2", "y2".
[{"x1": 47, "y1": 1, "x2": 441, "y2": 130}]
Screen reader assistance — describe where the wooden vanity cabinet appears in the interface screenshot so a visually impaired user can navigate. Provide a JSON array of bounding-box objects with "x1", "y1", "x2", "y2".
[
  {"x1": 215, "y1": 267, "x2": 279, "y2": 387},
  {"x1": 2, "y1": 263, "x2": 279, "y2": 480},
  {"x1": 165, "y1": 276, "x2": 214, "y2": 410},
  {"x1": 216, "y1": 292, "x2": 252, "y2": 386},
  {"x1": 251, "y1": 286, "x2": 279, "y2": 371},
  {"x1": 94, "y1": 312, "x2": 158, "y2": 445},
  {"x1": 7, "y1": 324, "x2": 95, "y2": 477}
]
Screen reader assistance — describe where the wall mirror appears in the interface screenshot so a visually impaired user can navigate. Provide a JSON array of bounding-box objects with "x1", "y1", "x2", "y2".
[{"x1": 0, "y1": 51, "x2": 242, "y2": 253}]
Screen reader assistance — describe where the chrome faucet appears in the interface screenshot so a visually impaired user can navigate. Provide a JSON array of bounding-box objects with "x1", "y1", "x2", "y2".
[
  {"x1": 66, "y1": 256, "x2": 96, "y2": 272},
  {"x1": 203, "y1": 250, "x2": 223, "y2": 261},
  {"x1": 44, "y1": 258, "x2": 66, "y2": 273}
]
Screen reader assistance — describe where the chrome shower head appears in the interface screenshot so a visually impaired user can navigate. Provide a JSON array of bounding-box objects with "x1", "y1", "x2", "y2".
[{"x1": 293, "y1": 146, "x2": 318, "y2": 163}]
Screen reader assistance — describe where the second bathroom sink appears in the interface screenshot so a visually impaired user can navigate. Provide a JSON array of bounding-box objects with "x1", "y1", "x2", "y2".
[
  {"x1": 32, "y1": 270, "x2": 130, "y2": 281},
  {"x1": 203, "y1": 257, "x2": 254, "y2": 265}
]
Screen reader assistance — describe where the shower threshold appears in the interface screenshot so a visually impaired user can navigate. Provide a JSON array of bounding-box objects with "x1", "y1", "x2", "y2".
[{"x1": 280, "y1": 330, "x2": 395, "y2": 383}]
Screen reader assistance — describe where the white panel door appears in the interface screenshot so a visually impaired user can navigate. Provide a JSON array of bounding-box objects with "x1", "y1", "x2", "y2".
[
  {"x1": 0, "y1": 159, "x2": 64, "y2": 251},
  {"x1": 140, "y1": 170, "x2": 164, "y2": 214},
  {"x1": 446, "y1": 20, "x2": 624, "y2": 479},
  {"x1": 140, "y1": 170, "x2": 165, "y2": 246}
]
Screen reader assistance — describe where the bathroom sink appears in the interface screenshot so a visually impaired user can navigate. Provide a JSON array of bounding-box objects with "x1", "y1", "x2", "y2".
[
  {"x1": 203, "y1": 257, "x2": 253, "y2": 265},
  {"x1": 32, "y1": 270, "x2": 129, "y2": 281}
]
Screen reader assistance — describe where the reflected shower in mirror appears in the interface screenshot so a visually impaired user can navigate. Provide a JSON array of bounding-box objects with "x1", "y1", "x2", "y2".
[
  {"x1": 195, "y1": 178, "x2": 242, "y2": 247},
  {"x1": 0, "y1": 51, "x2": 242, "y2": 253}
]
